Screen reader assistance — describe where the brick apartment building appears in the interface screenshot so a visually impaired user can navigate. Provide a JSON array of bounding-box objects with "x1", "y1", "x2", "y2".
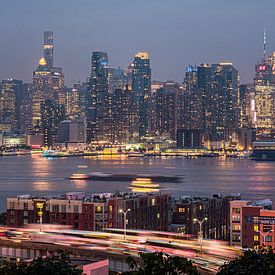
[
  {"x1": 230, "y1": 200, "x2": 275, "y2": 249},
  {"x1": 7, "y1": 192, "x2": 108, "y2": 231},
  {"x1": 171, "y1": 193, "x2": 240, "y2": 240},
  {"x1": 7, "y1": 192, "x2": 172, "y2": 232},
  {"x1": 108, "y1": 193, "x2": 171, "y2": 231}
]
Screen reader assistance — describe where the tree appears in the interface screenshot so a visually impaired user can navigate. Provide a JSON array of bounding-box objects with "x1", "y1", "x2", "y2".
[
  {"x1": 122, "y1": 252, "x2": 199, "y2": 275},
  {"x1": 0, "y1": 251, "x2": 82, "y2": 275},
  {"x1": 217, "y1": 248, "x2": 275, "y2": 275}
]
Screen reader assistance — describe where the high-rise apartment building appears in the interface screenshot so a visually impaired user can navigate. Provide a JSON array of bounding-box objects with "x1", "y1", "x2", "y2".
[
  {"x1": 207, "y1": 63, "x2": 240, "y2": 142},
  {"x1": 155, "y1": 81, "x2": 179, "y2": 140},
  {"x1": 131, "y1": 52, "x2": 151, "y2": 140},
  {"x1": 87, "y1": 52, "x2": 109, "y2": 144},
  {"x1": 41, "y1": 99, "x2": 65, "y2": 147},
  {"x1": 179, "y1": 63, "x2": 239, "y2": 144},
  {"x1": 0, "y1": 79, "x2": 23, "y2": 131},
  {"x1": 180, "y1": 66, "x2": 204, "y2": 130},
  {"x1": 20, "y1": 83, "x2": 33, "y2": 133},
  {"x1": 111, "y1": 88, "x2": 131, "y2": 144},
  {"x1": 66, "y1": 87, "x2": 80, "y2": 119},
  {"x1": 108, "y1": 67, "x2": 126, "y2": 93}
]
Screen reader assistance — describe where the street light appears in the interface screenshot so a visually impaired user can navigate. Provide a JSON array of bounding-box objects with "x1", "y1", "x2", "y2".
[
  {"x1": 193, "y1": 217, "x2": 208, "y2": 253},
  {"x1": 257, "y1": 230, "x2": 273, "y2": 246},
  {"x1": 119, "y1": 208, "x2": 131, "y2": 241},
  {"x1": 36, "y1": 202, "x2": 44, "y2": 233}
]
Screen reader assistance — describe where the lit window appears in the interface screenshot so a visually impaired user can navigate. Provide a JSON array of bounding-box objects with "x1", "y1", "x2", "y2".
[
  {"x1": 157, "y1": 213, "x2": 160, "y2": 219},
  {"x1": 254, "y1": 225, "x2": 259, "y2": 232},
  {"x1": 232, "y1": 208, "x2": 241, "y2": 214},
  {"x1": 178, "y1": 208, "x2": 186, "y2": 213},
  {"x1": 152, "y1": 198, "x2": 155, "y2": 206},
  {"x1": 254, "y1": 235, "x2": 259, "y2": 242},
  {"x1": 265, "y1": 236, "x2": 272, "y2": 242}
]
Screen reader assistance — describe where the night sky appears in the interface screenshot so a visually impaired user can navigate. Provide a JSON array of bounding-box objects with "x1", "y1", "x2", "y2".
[{"x1": 0, "y1": 0, "x2": 274, "y2": 85}]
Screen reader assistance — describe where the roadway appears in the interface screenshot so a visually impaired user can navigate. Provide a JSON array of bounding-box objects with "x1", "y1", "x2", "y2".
[{"x1": 0, "y1": 225, "x2": 241, "y2": 274}]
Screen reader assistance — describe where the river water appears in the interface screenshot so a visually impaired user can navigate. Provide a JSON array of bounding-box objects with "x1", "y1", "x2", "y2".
[{"x1": 0, "y1": 155, "x2": 275, "y2": 212}]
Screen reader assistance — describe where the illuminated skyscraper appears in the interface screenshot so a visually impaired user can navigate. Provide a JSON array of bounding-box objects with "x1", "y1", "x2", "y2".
[
  {"x1": 181, "y1": 65, "x2": 204, "y2": 130},
  {"x1": 180, "y1": 63, "x2": 239, "y2": 143},
  {"x1": 132, "y1": 52, "x2": 151, "y2": 139},
  {"x1": 32, "y1": 32, "x2": 65, "y2": 139},
  {"x1": 32, "y1": 58, "x2": 52, "y2": 128},
  {"x1": 41, "y1": 99, "x2": 65, "y2": 147},
  {"x1": 207, "y1": 63, "x2": 239, "y2": 142},
  {"x1": 66, "y1": 87, "x2": 80, "y2": 119},
  {"x1": 87, "y1": 52, "x2": 109, "y2": 143},
  {"x1": 111, "y1": 88, "x2": 131, "y2": 144},
  {"x1": 253, "y1": 33, "x2": 275, "y2": 139},
  {"x1": 155, "y1": 81, "x2": 179, "y2": 140},
  {"x1": 0, "y1": 79, "x2": 23, "y2": 131},
  {"x1": 44, "y1": 31, "x2": 54, "y2": 70},
  {"x1": 20, "y1": 84, "x2": 33, "y2": 133},
  {"x1": 254, "y1": 85, "x2": 275, "y2": 139},
  {"x1": 108, "y1": 67, "x2": 126, "y2": 93}
]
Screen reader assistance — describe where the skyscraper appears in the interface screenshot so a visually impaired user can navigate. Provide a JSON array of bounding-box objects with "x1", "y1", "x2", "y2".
[
  {"x1": 253, "y1": 33, "x2": 275, "y2": 139},
  {"x1": 179, "y1": 63, "x2": 239, "y2": 144},
  {"x1": 207, "y1": 63, "x2": 239, "y2": 142},
  {"x1": 180, "y1": 65, "x2": 204, "y2": 130},
  {"x1": 32, "y1": 58, "x2": 52, "y2": 128},
  {"x1": 87, "y1": 52, "x2": 109, "y2": 143},
  {"x1": 132, "y1": 52, "x2": 151, "y2": 140},
  {"x1": 254, "y1": 85, "x2": 275, "y2": 139},
  {"x1": 32, "y1": 31, "x2": 65, "y2": 143},
  {"x1": 111, "y1": 88, "x2": 131, "y2": 144},
  {"x1": 41, "y1": 99, "x2": 65, "y2": 147},
  {"x1": 0, "y1": 79, "x2": 23, "y2": 131},
  {"x1": 44, "y1": 31, "x2": 54, "y2": 70},
  {"x1": 155, "y1": 81, "x2": 179, "y2": 140}
]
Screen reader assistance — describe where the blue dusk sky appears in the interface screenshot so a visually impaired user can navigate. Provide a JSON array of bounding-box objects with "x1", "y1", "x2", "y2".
[{"x1": 0, "y1": 0, "x2": 274, "y2": 85}]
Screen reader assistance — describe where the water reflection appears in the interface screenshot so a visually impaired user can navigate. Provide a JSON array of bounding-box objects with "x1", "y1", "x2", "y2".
[
  {"x1": 1, "y1": 156, "x2": 275, "y2": 212},
  {"x1": 32, "y1": 181, "x2": 54, "y2": 191},
  {"x1": 71, "y1": 180, "x2": 88, "y2": 190}
]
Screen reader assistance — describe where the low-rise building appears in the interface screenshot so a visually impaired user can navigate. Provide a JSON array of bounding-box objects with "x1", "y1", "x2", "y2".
[
  {"x1": 108, "y1": 193, "x2": 171, "y2": 231},
  {"x1": 172, "y1": 193, "x2": 240, "y2": 240},
  {"x1": 229, "y1": 199, "x2": 275, "y2": 248},
  {"x1": 7, "y1": 192, "x2": 171, "y2": 232},
  {"x1": 7, "y1": 193, "x2": 108, "y2": 231}
]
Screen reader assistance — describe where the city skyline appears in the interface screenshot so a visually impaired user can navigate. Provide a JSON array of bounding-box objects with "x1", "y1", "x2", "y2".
[{"x1": 0, "y1": 0, "x2": 274, "y2": 85}]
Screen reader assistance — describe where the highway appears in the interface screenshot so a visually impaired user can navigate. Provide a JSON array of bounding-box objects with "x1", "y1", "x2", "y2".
[{"x1": 0, "y1": 225, "x2": 241, "y2": 273}]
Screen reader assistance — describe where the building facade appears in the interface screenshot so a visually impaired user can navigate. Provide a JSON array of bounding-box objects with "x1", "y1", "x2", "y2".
[
  {"x1": 131, "y1": 52, "x2": 151, "y2": 140},
  {"x1": 230, "y1": 200, "x2": 275, "y2": 248}
]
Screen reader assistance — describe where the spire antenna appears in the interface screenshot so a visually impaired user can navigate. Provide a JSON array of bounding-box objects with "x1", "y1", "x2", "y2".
[{"x1": 263, "y1": 28, "x2": 267, "y2": 61}]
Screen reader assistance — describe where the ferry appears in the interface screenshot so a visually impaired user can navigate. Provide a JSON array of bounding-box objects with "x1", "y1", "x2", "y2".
[
  {"x1": 251, "y1": 141, "x2": 275, "y2": 161},
  {"x1": 69, "y1": 173, "x2": 90, "y2": 180},
  {"x1": 69, "y1": 172, "x2": 181, "y2": 182},
  {"x1": 42, "y1": 149, "x2": 59, "y2": 158},
  {"x1": 130, "y1": 178, "x2": 160, "y2": 193}
]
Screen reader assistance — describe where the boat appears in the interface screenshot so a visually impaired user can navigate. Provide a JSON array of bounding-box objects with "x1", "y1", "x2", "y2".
[
  {"x1": 42, "y1": 149, "x2": 59, "y2": 158},
  {"x1": 69, "y1": 172, "x2": 181, "y2": 182},
  {"x1": 130, "y1": 178, "x2": 160, "y2": 193},
  {"x1": 251, "y1": 141, "x2": 275, "y2": 161},
  {"x1": 69, "y1": 173, "x2": 90, "y2": 180}
]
